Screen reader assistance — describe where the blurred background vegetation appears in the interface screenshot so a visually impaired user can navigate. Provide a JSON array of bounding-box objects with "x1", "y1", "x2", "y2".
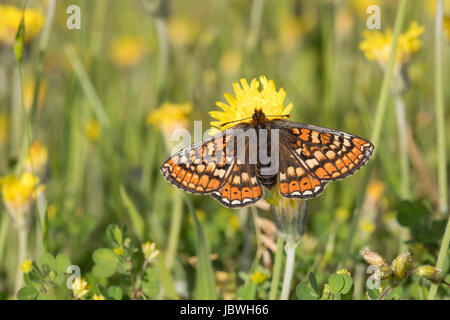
[{"x1": 0, "y1": 0, "x2": 449, "y2": 300}]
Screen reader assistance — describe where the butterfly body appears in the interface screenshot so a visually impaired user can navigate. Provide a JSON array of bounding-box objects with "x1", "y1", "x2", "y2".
[{"x1": 160, "y1": 109, "x2": 374, "y2": 208}]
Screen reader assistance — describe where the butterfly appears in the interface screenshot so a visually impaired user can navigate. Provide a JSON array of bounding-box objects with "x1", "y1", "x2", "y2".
[{"x1": 160, "y1": 109, "x2": 374, "y2": 208}]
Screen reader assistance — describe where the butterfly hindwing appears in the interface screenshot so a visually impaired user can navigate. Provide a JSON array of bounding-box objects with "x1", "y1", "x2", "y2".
[
  {"x1": 274, "y1": 120, "x2": 374, "y2": 182},
  {"x1": 211, "y1": 163, "x2": 263, "y2": 208},
  {"x1": 278, "y1": 144, "x2": 328, "y2": 198}
]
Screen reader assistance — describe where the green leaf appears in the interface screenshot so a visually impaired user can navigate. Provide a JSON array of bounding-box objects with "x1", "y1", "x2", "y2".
[
  {"x1": 106, "y1": 224, "x2": 123, "y2": 246},
  {"x1": 17, "y1": 286, "x2": 38, "y2": 300},
  {"x1": 107, "y1": 286, "x2": 123, "y2": 300},
  {"x1": 55, "y1": 254, "x2": 71, "y2": 273},
  {"x1": 340, "y1": 274, "x2": 354, "y2": 295},
  {"x1": 296, "y1": 283, "x2": 319, "y2": 300},
  {"x1": 308, "y1": 272, "x2": 320, "y2": 296},
  {"x1": 328, "y1": 274, "x2": 345, "y2": 294},
  {"x1": 14, "y1": 15, "x2": 25, "y2": 63},
  {"x1": 92, "y1": 248, "x2": 119, "y2": 278},
  {"x1": 120, "y1": 186, "x2": 145, "y2": 240},
  {"x1": 41, "y1": 253, "x2": 56, "y2": 271},
  {"x1": 142, "y1": 268, "x2": 160, "y2": 298},
  {"x1": 237, "y1": 281, "x2": 256, "y2": 300}
]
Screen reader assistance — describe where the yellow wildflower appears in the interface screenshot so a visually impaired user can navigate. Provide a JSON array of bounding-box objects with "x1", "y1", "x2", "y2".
[
  {"x1": 24, "y1": 141, "x2": 48, "y2": 176},
  {"x1": 147, "y1": 102, "x2": 192, "y2": 145},
  {"x1": 250, "y1": 271, "x2": 268, "y2": 284},
  {"x1": 141, "y1": 241, "x2": 159, "y2": 262},
  {"x1": 229, "y1": 215, "x2": 240, "y2": 230},
  {"x1": 20, "y1": 259, "x2": 33, "y2": 274},
  {"x1": 367, "y1": 180, "x2": 385, "y2": 202},
  {"x1": 210, "y1": 76, "x2": 293, "y2": 132},
  {"x1": 72, "y1": 277, "x2": 89, "y2": 300},
  {"x1": 93, "y1": 294, "x2": 105, "y2": 300},
  {"x1": 219, "y1": 49, "x2": 242, "y2": 75},
  {"x1": 337, "y1": 268, "x2": 351, "y2": 277},
  {"x1": 113, "y1": 247, "x2": 124, "y2": 256},
  {"x1": 1, "y1": 172, "x2": 41, "y2": 229},
  {"x1": 359, "y1": 21, "x2": 424, "y2": 69},
  {"x1": 444, "y1": 16, "x2": 450, "y2": 41},
  {"x1": 109, "y1": 36, "x2": 146, "y2": 68},
  {"x1": 0, "y1": 5, "x2": 45, "y2": 46},
  {"x1": 84, "y1": 119, "x2": 101, "y2": 142}
]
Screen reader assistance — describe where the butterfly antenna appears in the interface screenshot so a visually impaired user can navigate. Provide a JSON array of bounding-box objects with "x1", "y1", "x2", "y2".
[
  {"x1": 266, "y1": 114, "x2": 292, "y2": 119},
  {"x1": 220, "y1": 116, "x2": 253, "y2": 127}
]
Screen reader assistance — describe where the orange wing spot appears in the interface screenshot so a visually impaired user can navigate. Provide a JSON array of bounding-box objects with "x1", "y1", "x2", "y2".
[
  {"x1": 221, "y1": 183, "x2": 231, "y2": 200},
  {"x1": 182, "y1": 180, "x2": 188, "y2": 187},
  {"x1": 196, "y1": 186, "x2": 205, "y2": 192},
  {"x1": 352, "y1": 138, "x2": 366, "y2": 147},
  {"x1": 178, "y1": 169, "x2": 187, "y2": 180},
  {"x1": 252, "y1": 186, "x2": 262, "y2": 198},
  {"x1": 347, "y1": 152, "x2": 357, "y2": 161},
  {"x1": 280, "y1": 182, "x2": 289, "y2": 194},
  {"x1": 230, "y1": 187, "x2": 242, "y2": 200},
  {"x1": 320, "y1": 134, "x2": 331, "y2": 144},
  {"x1": 310, "y1": 177, "x2": 320, "y2": 188},
  {"x1": 232, "y1": 165, "x2": 239, "y2": 172},
  {"x1": 302, "y1": 144, "x2": 311, "y2": 157},
  {"x1": 173, "y1": 165, "x2": 182, "y2": 175},
  {"x1": 190, "y1": 174, "x2": 199, "y2": 185},
  {"x1": 314, "y1": 151, "x2": 326, "y2": 161},
  {"x1": 184, "y1": 172, "x2": 193, "y2": 184},
  {"x1": 198, "y1": 175, "x2": 210, "y2": 189},
  {"x1": 188, "y1": 183, "x2": 196, "y2": 189},
  {"x1": 205, "y1": 162, "x2": 215, "y2": 173},
  {"x1": 242, "y1": 187, "x2": 252, "y2": 198},
  {"x1": 300, "y1": 177, "x2": 312, "y2": 192},
  {"x1": 342, "y1": 155, "x2": 352, "y2": 166},
  {"x1": 315, "y1": 167, "x2": 330, "y2": 179},
  {"x1": 207, "y1": 178, "x2": 220, "y2": 191},
  {"x1": 335, "y1": 159, "x2": 345, "y2": 170},
  {"x1": 291, "y1": 128, "x2": 300, "y2": 135},
  {"x1": 324, "y1": 162, "x2": 337, "y2": 174},
  {"x1": 341, "y1": 167, "x2": 349, "y2": 174},
  {"x1": 348, "y1": 163, "x2": 355, "y2": 170},
  {"x1": 299, "y1": 129, "x2": 311, "y2": 141},
  {"x1": 289, "y1": 180, "x2": 301, "y2": 192},
  {"x1": 351, "y1": 147, "x2": 362, "y2": 156},
  {"x1": 331, "y1": 172, "x2": 341, "y2": 178}
]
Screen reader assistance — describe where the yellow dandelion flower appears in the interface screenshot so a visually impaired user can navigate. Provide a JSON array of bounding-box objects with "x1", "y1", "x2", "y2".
[
  {"x1": 250, "y1": 271, "x2": 268, "y2": 284},
  {"x1": 359, "y1": 21, "x2": 424, "y2": 69},
  {"x1": 209, "y1": 76, "x2": 293, "y2": 132},
  {"x1": 0, "y1": 5, "x2": 45, "y2": 46},
  {"x1": 84, "y1": 119, "x2": 101, "y2": 142},
  {"x1": 147, "y1": 102, "x2": 192, "y2": 144},
  {"x1": 219, "y1": 49, "x2": 242, "y2": 75},
  {"x1": 109, "y1": 36, "x2": 146, "y2": 68},
  {"x1": 24, "y1": 141, "x2": 48, "y2": 175},
  {"x1": 72, "y1": 277, "x2": 89, "y2": 300},
  {"x1": 20, "y1": 259, "x2": 33, "y2": 274},
  {"x1": 444, "y1": 16, "x2": 450, "y2": 41},
  {"x1": 93, "y1": 294, "x2": 105, "y2": 300},
  {"x1": 1, "y1": 173, "x2": 42, "y2": 229}
]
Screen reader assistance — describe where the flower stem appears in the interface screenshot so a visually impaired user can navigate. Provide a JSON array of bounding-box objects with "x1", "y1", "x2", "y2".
[
  {"x1": 428, "y1": 0, "x2": 448, "y2": 300},
  {"x1": 280, "y1": 239, "x2": 298, "y2": 300},
  {"x1": 14, "y1": 229, "x2": 28, "y2": 294},
  {"x1": 394, "y1": 95, "x2": 410, "y2": 199},
  {"x1": 269, "y1": 236, "x2": 284, "y2": 300}
]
